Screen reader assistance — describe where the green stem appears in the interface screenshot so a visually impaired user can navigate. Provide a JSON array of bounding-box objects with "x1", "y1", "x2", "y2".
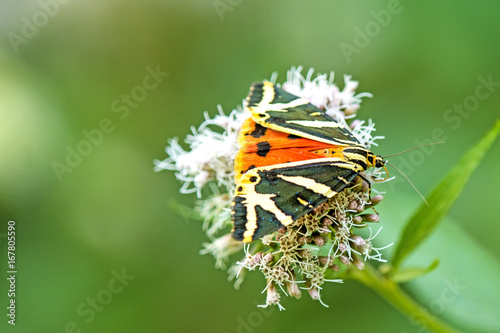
[{"x1": 348, "y1": 263, "x2": 459, "y2": 333}]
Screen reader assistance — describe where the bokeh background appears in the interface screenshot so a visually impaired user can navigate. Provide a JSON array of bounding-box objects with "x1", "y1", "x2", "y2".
[{"x1": 1, "y1": 1, "x2": 499, "y2": 332}]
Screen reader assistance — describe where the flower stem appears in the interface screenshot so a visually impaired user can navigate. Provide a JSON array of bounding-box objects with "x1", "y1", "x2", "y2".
[{"x1": 348, "y1": 263, "x2": 459, "y2": 333}]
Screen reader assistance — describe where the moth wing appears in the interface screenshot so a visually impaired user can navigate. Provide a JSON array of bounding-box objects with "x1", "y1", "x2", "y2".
[
  {"x1": 235, "y1": 118, "x2": 339, "y2": 182},
  {"x1": 231, "y1": 158, "x2": 359, "y2": 242},
  {"x1": 246, "y1": 81, "x2": 362, "y2": 147},
  {"x1": 238, "y1": 117, "x2": 334, "y2": 151}
]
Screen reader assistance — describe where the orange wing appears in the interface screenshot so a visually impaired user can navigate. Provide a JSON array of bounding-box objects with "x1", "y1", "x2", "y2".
[{"x1": 235, "y1": 118, "x2": 344, "y2": 182}]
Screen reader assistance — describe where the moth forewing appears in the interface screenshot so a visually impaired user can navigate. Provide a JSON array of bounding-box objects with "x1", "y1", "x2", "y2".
[
  {"x1": 247, "y1": 81, "x2": 362, "y2": 147},
  {"x1": 231, "y1": 158, "x2": 364, "y2": 242}
]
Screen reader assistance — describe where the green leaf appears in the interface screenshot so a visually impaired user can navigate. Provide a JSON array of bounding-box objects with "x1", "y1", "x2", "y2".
[
  {"x1": 402, "y1": 215, "x2": 500, "y2": 331},
  {"x1": 374, "y1": 193, "x2": 500, "y2": 332},
  {"x1": 392, "y1": 119, "x2": 500, "y2": 268},
  {"x1": 390, "y1": 259, "x2": 439, "y2": 283}
]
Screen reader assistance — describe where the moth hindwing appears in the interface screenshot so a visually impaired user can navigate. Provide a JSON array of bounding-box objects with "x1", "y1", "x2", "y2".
[{"x1": 231, "y1": 81, "x2": 384, "y2": 242}]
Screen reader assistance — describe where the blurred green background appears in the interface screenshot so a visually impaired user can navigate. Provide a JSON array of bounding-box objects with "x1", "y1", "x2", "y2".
[{"x1": 1, "y1": 0, "x2": 499, "y2": 332}]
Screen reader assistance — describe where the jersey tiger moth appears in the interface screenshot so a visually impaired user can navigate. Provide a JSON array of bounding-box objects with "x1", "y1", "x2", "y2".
[{"x1": 231, "y1": 81, "x2": 386, "y2": 242}]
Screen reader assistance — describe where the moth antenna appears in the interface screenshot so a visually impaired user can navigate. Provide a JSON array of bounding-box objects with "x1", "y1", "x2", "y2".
[
  {"x1": 380, "y1": 142, "x2": 444, "y2": 205},
  {"x1": 383, "y1": 142, "x2": 445, "y2": 158},
  {"x1": 385, "y1": 161, "x2": 429, "y2": 206}
]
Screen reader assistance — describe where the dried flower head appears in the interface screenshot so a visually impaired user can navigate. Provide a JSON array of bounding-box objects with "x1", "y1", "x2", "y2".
[{"x1": 155, "y1": 66, "x2": 392, "y2": 309}]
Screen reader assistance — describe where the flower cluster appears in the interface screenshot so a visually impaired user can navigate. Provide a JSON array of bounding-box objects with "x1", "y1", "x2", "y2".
[{"x1": 155, "y1": 66, "x2": 392, "y2": 309}]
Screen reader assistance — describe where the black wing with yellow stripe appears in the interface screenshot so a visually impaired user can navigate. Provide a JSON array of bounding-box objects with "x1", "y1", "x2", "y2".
[
  {"x1": 246, "y1": 81, "x2": 362, "y2": 147},
  {"x1": 232, "y1": 158, "x2": 364, "y2": 242}
]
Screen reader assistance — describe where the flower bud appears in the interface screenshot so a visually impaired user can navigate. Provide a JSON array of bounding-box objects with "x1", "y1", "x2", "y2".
[
  {"x1": 352, "y1": 216, "x2": 363, "y2": 224},
  {"x1": 361, "y1": 214, "x2": 380, "y2": 223},
  {"x1": 321, "y1": 216, "x2": 333, "y2": 226},
  {"x1": 356, "y1": 203, "x2": 366, "y2": 213},
  {"x1": 361, "y1": 180, "x2": 370, "y2": 193},
  {"x1": 265, "y1": 282, "x2": 281, "y2": 305},
  {"x1": 263, "y1": 253, "x2": 273, "y2": 264},
  {"x1": 253, "y1": 252, "x2": 264, "y2": 264},
  {"x1": 329, "y1": 264, "x2": 340, "y2": 272},
  {"x1": 313, "y1": 234, "x2": 325, "y2": 247},
  {"x1": 353, "y1": 256, "x2": 365, "y2": 269},
  {"x1": 286, "y1": 281, "x2": 302, "y2": 299},
  {"x1": 351, "y1": 235, "x2": 366, "y2": 247},
  {"x1": 318, "y1": 256, "x2": 332, "y2": 266},
  {"x1": 339, "y1": 254, "x2": 351, "y2": 266},
  {"x1": 307, "y1": 286, "x2": 321, "y2": 301},
  {"x1": 338, "y1": 242, "x2": 347, "y2": 253},
  {"x1": 371, "y1": 195, "x2": 384, "y2": 206}
]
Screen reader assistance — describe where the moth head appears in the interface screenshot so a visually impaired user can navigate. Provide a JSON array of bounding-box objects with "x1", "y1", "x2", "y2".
[
  {"x1": 374, "y1": 155, "x2": 385, "y2": 168},
  {"x1": 366, "y1": 152, "x2": 386, "y2": 169},
  {"x1": 368, "y1": 154, "x2": 390, "y2": 183}
]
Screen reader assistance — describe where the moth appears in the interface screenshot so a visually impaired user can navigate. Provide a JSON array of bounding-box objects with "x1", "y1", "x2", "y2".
[{"x1": 231, "y1": 81, "x2": 386, "y2": 242}]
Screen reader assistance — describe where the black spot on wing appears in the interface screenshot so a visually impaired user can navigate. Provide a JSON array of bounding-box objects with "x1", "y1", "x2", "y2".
[
  {"x1": 287, "y1": 134, "x2": 302, "y2": 140},
  {"x1": 246, "y1": 123, "x2": 267, "y2": 138},
  {"x1": 256, "y1": 141, "x2": 271, "y2": 157},
  {"x1": 260, "y1": 169, "x2": 278, "y2": 182}
]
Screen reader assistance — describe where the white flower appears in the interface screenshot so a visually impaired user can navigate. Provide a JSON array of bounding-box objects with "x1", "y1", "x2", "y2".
[
  {"x1": 200, "y1": 234, "x2": 243, "y2": 269},
  {"x1": 338, "y1": 74, "x2": 374, "y2": 116},
  {"x1": 350, "y1": 119, "x2": 385, "y2": 148},
  {"x1": 352, "y1": 227, "x2": 393, "y2": 262},
  {"x1": 281, "y1": 66, "x2": 373, "y2": 120},
  {"x1": 154, "y1": 105, "x2": 248, "y2": 197},
  {"x1": 196, "y1": 191, "x2": 232, "y2": 239},
  {"x1": 283, "y1": 67, "x2": 340, "y2": 110},
  {"x1": 280, "y1": 66, "x2": 380, "y2": 149},
  {"x1": 258, "y1": 282, "x2": 285, "y2": 311}
]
